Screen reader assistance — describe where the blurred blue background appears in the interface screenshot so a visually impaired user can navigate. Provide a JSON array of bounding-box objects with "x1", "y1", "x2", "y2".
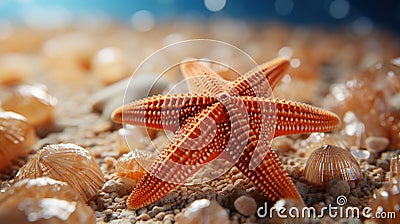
[{"x1": 0, "y1": 0, "x2": 399, "y2": 33}]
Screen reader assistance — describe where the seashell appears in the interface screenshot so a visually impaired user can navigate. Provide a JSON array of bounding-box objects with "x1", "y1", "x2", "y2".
[
  {"x1": 91, "y1": 46, "x2": 130, "y2": 84},
  {"x1": 0, "y1": 177, "x2": 80, "y2": 203},
  {"x1": 2, "y1": 84, "x2": 57, "y2": 128},
  {"x1": 16, "y1": 143, "x2": 105, "y2": 202},
  {"x1": 0, "y1": 177, "x2": 95, "y2": 224},
  {"x1": 368, "y1": 179, "x2": 400, "y2": 224},
  {"x1": 116, "y1": 149, "x2": 156, "y2": 182},
  {"x1": 304, "y1": 145, "x2": 362, "y2": 186},
  {"x1": 324, "y1": 58, "x2": 400, "y2": 147},
  {"x1": 176, "y1": 199, "x2": 229, "y2": 224},
  {"x1": 0, "y1": 111, "x2": 36, "y2": 170},
  {"x1": 0, "y1": 54, "x2": 32, "y2": 85},
  {"x1": 233, "y1": 195, "x2": 257, "y2": 216}
]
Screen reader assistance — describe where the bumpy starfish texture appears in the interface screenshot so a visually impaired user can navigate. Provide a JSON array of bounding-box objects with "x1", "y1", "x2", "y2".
[{"x1": 112, "y1": 58, "x2": 340, "y2": 209}]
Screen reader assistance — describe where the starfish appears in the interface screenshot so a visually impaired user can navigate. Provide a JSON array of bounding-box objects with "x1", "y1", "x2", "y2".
[{"x1": 112, "y1": 58, "x2": 340, "y2": 209}]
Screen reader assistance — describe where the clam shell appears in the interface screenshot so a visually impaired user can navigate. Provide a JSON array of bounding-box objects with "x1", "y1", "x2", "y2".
[
  {"x1": 116, "y1": 149, "x2": 156, "y2": 181},
  {"x1": 0, "y1": 111, "x2": 36, "y2": 170},
  {"x1": 0, "y1": 177, "x2": 95, "y2": 224},
  {"x1": 2, "y1": 84, "x2": 57, "y2": 128},
  {"x1": 16, "y1": 143, "x2": 105, "y2": 202},
  {"x1": 304, "y1": 145, "x2": 362, "y2": 186}
]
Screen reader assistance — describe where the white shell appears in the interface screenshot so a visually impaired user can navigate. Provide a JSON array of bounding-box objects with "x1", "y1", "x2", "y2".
[{"x1": 0, "y1": 177, "x2": 95, "y2": 224}]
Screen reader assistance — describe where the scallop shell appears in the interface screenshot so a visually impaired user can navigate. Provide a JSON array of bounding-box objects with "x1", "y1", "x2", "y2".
[
  {"x1": 116, "y1": 149, "x2": 156, "y2": 182},
  {"x1": 0, "y1": 111, "x2": 36, "y2": 170},
  {"x1": 16, "y1": 143, "x2": 105, "y2": 202},
  {"x1": 304, "y1": 145, "x2": 362, "y2": 186},
  {"x1": 0, "y1": 177, "x2": 95, "y2": 224}
]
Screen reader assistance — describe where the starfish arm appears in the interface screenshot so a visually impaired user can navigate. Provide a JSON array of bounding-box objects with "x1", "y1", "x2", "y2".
[
  {"x1": 273, "y1": 98, "x2": 340, "y2": 136},
  {"x1": 235, "y1": 142, "x2": 304, "y2": 203},
  {"x1": 180, "y1": 61, "x2": 230, "y2": 95},
  {"x1": 111, "y1": 94, "x2": 216, "y2": 132},
  {"x1": 127, "y1": 103, "x2": 231, "y2": 209},
  {"x1": 241, "y1": 97, "x2": 340, "y2": 137},
  {"x1": 229, "y1": 57, "x2": 289, "y2": 97},
  {"x1": 238, "y1": 96, "x2": 339, "y2": 169}
]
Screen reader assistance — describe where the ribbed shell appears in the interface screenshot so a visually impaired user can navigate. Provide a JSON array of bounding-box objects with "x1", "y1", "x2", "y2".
[
  {"x1": 0, "y1": 177, "x2": 95, "y2": 224},
  {"x1": 16, "y1": 143, "x2": 105, "y2": 202},
  {"x1": 304, "y1": 145, "x2": 362, "y2": 186},
  {"x1": 0, "y1": 111, "x2": 36, "y2": 170},
  {"x1": 116, "y1": 149, "x2": 156, "y2": 182}
]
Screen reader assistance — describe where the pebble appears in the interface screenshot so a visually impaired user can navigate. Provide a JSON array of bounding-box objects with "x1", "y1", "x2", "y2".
[
  {"x1": 103, "y1": 209, "x2": 113, "y2": 216},
  {"x1": 233, "y1": 195, "x2": 257, "y2": 216},
  {"x1": 102, "y1": 180, "x2": 119, "y2": 193},
  {"x1": 347, "y1": 195, "x2": 360, "y2": 206},
  {"x1": 102, "y1": 179, "x2": 133, "y2": 197},
  {"x1": 295, "y1": 181, "x2": 309, "y2": 196},
  {"x1": 155, "y1": 212, "x2": 166, "y2": 220},
  {"x1": 104, "y1": 156, "x2": 116, "y2": 168},
  {"x1": 365, "y1": 136, "x2": 389, "y2": 153},
  {"x1": 176, "y1": 199, "x2": 229, "y2": 224},
  {"x1": 313, "y1": 201, "x2": 325, "y2": 213},
  {"x1": 163, "y1": 214, "x2": 174, "y2": 222},
  {"x1": 376, "y1": 158, "x2": 390, "y2": 171},
  {"x1": 327, "y1": 179, "x2": 350, "y2": 199},
  {"x1": 137, "y1": 207, "x2": 148, "y2": 215},
  {"x1": 351, "y1": 187, "x2": 363, "y2": 197},
  {"x1": 216, "y1": 193, "x2": 230, "y2": 208},
  {"x1": 136, "y1": 213, "x2": 151, "y2": 221}
]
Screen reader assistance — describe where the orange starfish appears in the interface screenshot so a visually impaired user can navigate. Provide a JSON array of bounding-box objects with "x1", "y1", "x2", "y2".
[{"x1": 112, "y1": 58, "x2": 340, "y2": 209}]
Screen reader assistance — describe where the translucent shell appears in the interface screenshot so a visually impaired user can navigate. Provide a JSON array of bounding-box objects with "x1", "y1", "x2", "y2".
[
  {"x1": 116, "y1": 149, "x2": 156, "y2": 182},
  {"x1": 0, "y1": 111, "x2": 36, "y2": 170},
  {"x1": 296, "y1": 132, "x2": 349, "y2": 157},
  {"x1": 0, "y1": 177, "x2": 95, "y2": 224},
  {"x1": 2, "y1": 84, "x2": 57, "y2": 128},
  {"x1": 0, "y1": 177, "x2": 80, "y2": 203},
  {"x1": 16, "y1": 143, "x2": 105, "y2": 202},
  {"x1": 324, "y1": 58, "x2": 400, "y2": 147},
  {"x1": 304, "y1": 145, "x2": 362, "y2": 186},
  {"x1": 368, "y1": 179, "x2": 400, "y2": 224}
]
